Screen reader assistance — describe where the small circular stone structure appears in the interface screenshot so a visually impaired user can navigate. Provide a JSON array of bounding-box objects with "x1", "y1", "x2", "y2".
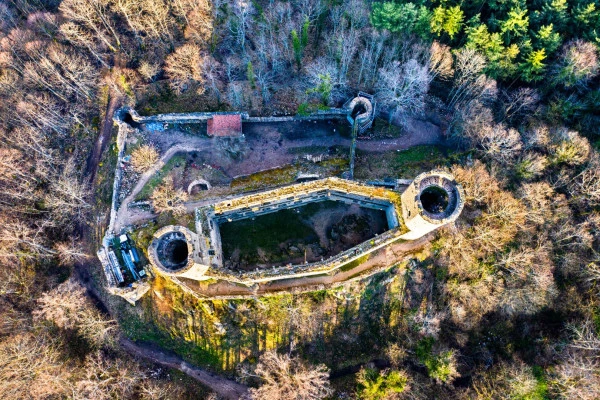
[
  {"x1": 148, "y1": 225, "x2": 209, "y2": 279},
  {"x1": 347, "y1": 96, "x2": 373, "y2": 125},
  {"x1": 188, "y1": 178, "x2": 211, "y2": 195},
  {"x1": 400, "y1": 170, "x2": 464, "y2": 240}
]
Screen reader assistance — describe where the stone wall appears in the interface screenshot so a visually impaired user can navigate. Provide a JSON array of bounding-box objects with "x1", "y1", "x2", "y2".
[
  {"x1": 399, "y1": 170, "x2": 464, "y2": 240},
  {"x1": 127, "y1": 108, "x2": 250, "y2": 123}
]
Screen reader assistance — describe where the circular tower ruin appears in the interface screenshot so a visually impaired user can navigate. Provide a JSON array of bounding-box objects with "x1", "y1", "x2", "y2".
[
  {"x1": 346, "y1": 95, "x2": 375, "y2": 134},
  {"x1": 400, "y1": 170, "x2": 465, "y2": 240},
  {"x1": 148, "y1": 225, "x2": 209, "y2": 280}
]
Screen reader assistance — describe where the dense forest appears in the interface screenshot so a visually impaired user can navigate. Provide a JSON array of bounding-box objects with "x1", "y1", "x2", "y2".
[{"x1": 0, "y1": 0, "x2": 599, "y2": 398}]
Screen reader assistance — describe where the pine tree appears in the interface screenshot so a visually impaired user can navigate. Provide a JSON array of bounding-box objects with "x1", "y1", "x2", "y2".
[
  {"x1": 521, "y1": 48, "x2": 547, "y2": 82},
  {"x1": 444, "y1": 5, "x2": 464, "y2": 40},
  {"x1": 536, "y1": 24, "x2": 562, "y2": 54},
  {"x1": 370, "y1": 2, "x2": 431, "y2": 39},
  {"x1": 291, "y1": 29, "x2": 302, "y2": 69},
  {"x1": 500, "y1": 7, "x2": 529, "y2": 43},
  {"x1": 246, "y1": 61, "x2": 255, "y2": 89},
  {"x1": 431, "y1": 5, "x2": 463, "y2": 40},
  {"x1": 542, "y1": 0, "x2": 568, "y2": 31},
  {"x1": 301, "y1": 17, "x2": 309, "y2": 48}
]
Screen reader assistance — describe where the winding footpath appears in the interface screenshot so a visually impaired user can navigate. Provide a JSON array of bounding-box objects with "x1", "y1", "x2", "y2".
[
  {"x1": 89, "y1": 115, "x2": 444, "y2": 395},
  {"x1": 114, "y1": 123, "x2": 443, "y2": 231},
  {"x1": 120, "y1": 338, "x2": 249, "y2": 400},
  {"x1": 115, "y1": 143, "x2": 210, "y2": 232}
]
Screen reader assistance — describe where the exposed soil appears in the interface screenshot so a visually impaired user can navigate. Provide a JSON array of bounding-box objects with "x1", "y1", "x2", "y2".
[
  {"x1": 120, "y1": 338, "x2": 249, "y2": 400},
  {"x1": 85, "y1": 93, "x2": 123, "y2": 184},
  {"x1": 219, "y1": 201, "x2": 388, "y2": 271},
  {"x1": 144, "y1": 119, "x2": 442, "y2": 178}
]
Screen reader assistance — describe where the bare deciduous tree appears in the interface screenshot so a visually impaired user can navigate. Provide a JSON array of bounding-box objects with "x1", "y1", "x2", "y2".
[
  {"x1": 45, "y1": 158, "x2": 92, "y2": 224},
  {"x1": 130, "y1": 144, "x2": 159, "y2": 173},
  {"x1": 34, "y1": 279, "x2": 117, "y2": 347},
  {"x1": 245, "y1": 351, "x2": 332, "y2": 400},
  {"x1": 150, "y1": 176, "x2": 189, "y2": 216},
  {"x1": 164, "y1": 43, "x2": 204, "y2": 93},
  {"x1": 59, "y1": 0, "x2": 121, "y2": 52},
  {"x1": 549, "y1": 128, "x2": 591, "y2": 166},
  {"x1": 448, "y1": 49, "x2": 497, "y2": 109},
  {"x1": 0, "y1": 332, "x2": 71, "y2": 399},
  {"x1": 553, "y1": 40, "x2": 599, "y2": 89},
  {"x1": 376, "y1": 58, "x2": 431, "y2": 120},
  {"x1": 499, "y1": 87, "x2": 539, "y2": 123},
  {"x1": 570, "y1": 153, "x2": 600, "y2": 207},
  {"x1": 429, "y1": 41, "x2": 454, "y2": 81}
]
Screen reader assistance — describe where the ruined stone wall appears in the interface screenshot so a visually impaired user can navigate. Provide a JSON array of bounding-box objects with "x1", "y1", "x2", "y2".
[
  {"x1": 212, "y1": 177, "x2": 398, "y2": 214},
  {"x1": 126, "y1": 108, "x2": 348, "y2": 125}
]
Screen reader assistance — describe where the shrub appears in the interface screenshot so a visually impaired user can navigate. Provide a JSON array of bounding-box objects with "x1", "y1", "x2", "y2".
[{"x1": 356, "y1": 367, "x2": 409, "y2": 400}]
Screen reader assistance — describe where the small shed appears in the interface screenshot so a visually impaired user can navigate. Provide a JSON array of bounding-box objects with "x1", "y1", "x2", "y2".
[{"x1": 207, "y1": 114, "x2": 242, "y2": 137}]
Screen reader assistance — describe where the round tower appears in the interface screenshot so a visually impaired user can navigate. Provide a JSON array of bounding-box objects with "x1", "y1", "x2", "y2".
[
  {"x1": 400, "y1": 170, "x2": 464, "y2": 240},
  {"x1": 148, "y1": 225, "x2": 209, "y2": 280}
]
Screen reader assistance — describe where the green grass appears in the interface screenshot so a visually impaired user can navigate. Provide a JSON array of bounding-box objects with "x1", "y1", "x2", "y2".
[
  {"x1": 286, "y1": 145, "x2": 330, "y2": 154},
  {"x1": 220, "y1": 207, "x2": 319, "y2": 265},
  {"x1": 94, "y1": 130, "x2": 119, "y2": 207},
  {"x1": 130, "y1": 222, "x2": 159, "y2": 256},
  {"x1": 119, "y1": 309, "x2": 223, "y2": 369},
  {"x1": 136, "y1": 154, "x2": 187, "y2": 200},
  {"x1": 370, "y1": 118, "x2": 404, "y2": 137},
  {"x1": 354, "y1": 145, "x2": 459, "y2": 180},
  {"x1": 531, "y1": 365, "x2": 550, "y2": 400},
  {"x1": 230, "y1": 165, "x2": 299, "y2": 191},
  {"x1": 340, "y1": 254, "x2": 371, "y2": 272}
]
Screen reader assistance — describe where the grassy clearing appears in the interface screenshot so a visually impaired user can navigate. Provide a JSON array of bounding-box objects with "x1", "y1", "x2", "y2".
[
  {"x1": 370, "y1": 118, "x2": 404, "y2": 138},
  {"x1": 340, "y1": 254, "x2": 371, "y2": 272},
  {"x1": 220, "y1": 206, "x2": 320, "y2": 267},
  {"x1": 230, "y1": 165, "x2": 299, "y2": 191},
  {"x1": 135, "y1": 154, "x2": 187, "y2": 200},
  {"x1": 286, "y1": 145, "x2": 331, "y2": 155},
  {"x1": 354, "y1": 145, "x2": 460, "y2": 180},
  {"x1": 318, "y1": 157, "x2": 349, "y2": 171}
]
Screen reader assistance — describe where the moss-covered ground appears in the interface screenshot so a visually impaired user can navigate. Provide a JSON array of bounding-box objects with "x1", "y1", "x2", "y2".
[
  {"x1": 354, "y1": 145, "x2": 463, "y2": 180},
  {"x1": 117, "y1": 257, "x2": 430, "y2": 378}
]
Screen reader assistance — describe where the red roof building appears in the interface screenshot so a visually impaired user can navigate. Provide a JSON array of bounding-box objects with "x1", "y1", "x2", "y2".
[{"x1": 207, "y1": 114, "x2": 242, "y2": 137}]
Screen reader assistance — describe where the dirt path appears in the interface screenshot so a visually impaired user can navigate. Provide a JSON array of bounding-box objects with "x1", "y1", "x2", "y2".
[
  {"x1": 181, "y1": 234, "x2": 431, "y2": 298},
  {"x1": 86, "y1": 93, "x2": 122, "y2": 184},
  {"x1": 73, "y1": 261, "x2": 248, "y2": 398},
  {"x1": 114, "y1": 116, "x2": 445, "y2": 230},
  {"x1": 263, "y1": 234, "x2": 430, "y2": 292},
  {"x1": 115, "y1": 142, "x2": 211, "y2": 231},
  {"x1": 120, "y1": 338, "x2": 249, "y2": 400}
]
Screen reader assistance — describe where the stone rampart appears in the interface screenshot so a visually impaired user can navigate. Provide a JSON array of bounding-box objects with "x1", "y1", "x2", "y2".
[{"x1": 127, "y1": 108, "x2": 250, "y2": 123}]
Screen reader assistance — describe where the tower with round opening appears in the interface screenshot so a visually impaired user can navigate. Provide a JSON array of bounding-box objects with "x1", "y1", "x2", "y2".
[
  {"x1": 148, "y1": 225, "x2": 209, "y2": 279},
  {"x1": 346, "y1": 96, "x2": 374, "y2": 130},
  {"x1": 400, "y1": 170, "x2": 464, "y2": 240}
]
